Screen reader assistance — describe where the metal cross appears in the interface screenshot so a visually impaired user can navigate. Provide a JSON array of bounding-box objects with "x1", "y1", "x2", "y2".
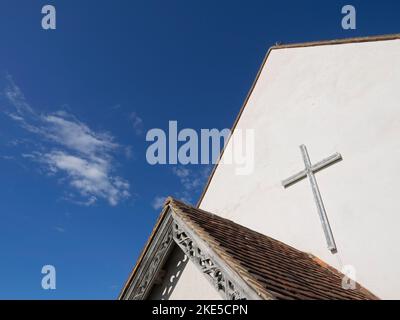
[{"x1": 282, "y1": 145, "x2": 343, "y2": 254}]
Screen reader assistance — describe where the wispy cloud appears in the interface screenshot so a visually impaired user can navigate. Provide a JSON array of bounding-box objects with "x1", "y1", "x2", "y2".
[
  {"x1": 3, "y1": 74, "x2": 34, "y2": 116},
  {"x1": 41, "y1": 112, "x2": 118, "y2": 156},
  {"x1": 1, "y1": 75, "x2": 131, "y2": 206},
  {"x1": 41, "y1": 151, "x2": 130, "y2": 206},
  {"x1": 54, "y1": 226, "x2": 66, "y2": 233},
  {"x1": 172, "y1": 166, "x2": 210, "y2": 192},
  {"x1": 0, "y1": 155, "x2": 14, "y2": 160},
  {"x1": 172, "y1": 167, "x2": 190, "y2": 178},
  {"x1": 129, "y1": 112, "x2": 144, "y2": 135},
  {"x1": 169, "y1": 165, "x2": 212, "y2": 204},
  {"x1": 152, "y1": 195, "x2": 167, "y2": 210},
  {"x1": 124, "y1": 145, "x2": 134, "y2": 160}
]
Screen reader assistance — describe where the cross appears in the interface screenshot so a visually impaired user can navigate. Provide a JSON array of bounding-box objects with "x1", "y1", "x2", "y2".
[{"x1": 282, "y1": 145, "x2": 343, "y2": 254}]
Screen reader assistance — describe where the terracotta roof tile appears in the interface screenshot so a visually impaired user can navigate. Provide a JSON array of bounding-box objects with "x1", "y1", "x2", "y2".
[{"x1": 167, "y1": 197, "x2": 378, "y2": 300}]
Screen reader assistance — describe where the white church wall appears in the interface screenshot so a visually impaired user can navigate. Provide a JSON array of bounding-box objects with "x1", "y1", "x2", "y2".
[
  {"x1": 148, "y1": 245, "x2": 222, "y2": 300},
  {"x1": 196, "y1": 39, "x2": 400, "y2": 299}
]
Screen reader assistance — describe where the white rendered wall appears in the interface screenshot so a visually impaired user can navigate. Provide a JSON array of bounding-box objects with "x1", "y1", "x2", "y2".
[
  {"x1": 149, "y1": 245, "x2": 222, "y2": 300},
  {"x1": 197, "y1": 39, "x2": 400, "y2": 299}
]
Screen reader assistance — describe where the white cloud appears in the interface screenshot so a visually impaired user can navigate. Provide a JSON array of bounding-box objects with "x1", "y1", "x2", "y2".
[
  {"x1": 1, "y1": 76, "x2": 131, "y2": 206},
  {"x1": 40, "y1": 151, "x2": 130, "y2": 206},
  {"x1": 170, "y1": 165, "x2": 212, "y2": 204},
  {"x1": 129, "y1": 112, "x2": 144, "y2": 135},
  {"x1": 41, "y1": 112, "x2": 117, "y2": 156},
  {"x1": 0, "y1": 155, "x2": 14, "y2": 160},
  {"x1": 152, "y1": 196, "x2": 167, "y2": 210},
  {"x1": 172, "y1": 166, "x2": 203, "y2": 191},
  {"x1": 3, "y1": 74, "x2": 34, "y2": 115},
  {"x1": 54, "y1": 226, "x2": 66, "y2": 233},
  {"x1": 124, "y1": 145, "x2": 134, "y2": 159},
  {"x1": 7, "y1": 113, "x2": 25, "y2": 122},
  {"x1": 172, "y1": 167, "x2": 190, "y2": 178}
]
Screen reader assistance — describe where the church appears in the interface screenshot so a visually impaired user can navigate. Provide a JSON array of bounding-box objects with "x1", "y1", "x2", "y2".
[{"x1": 119, "y1": 34, "x2": 400, "y2": 300}]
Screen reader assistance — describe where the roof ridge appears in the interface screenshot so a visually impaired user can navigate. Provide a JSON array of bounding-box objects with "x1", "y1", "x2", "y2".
[
  {"x1": 271, "y1": 33, "x2": 400, "y2": 50},
  {"x1": 169, "y1": 197, "x2": 311, "y2": 256}
]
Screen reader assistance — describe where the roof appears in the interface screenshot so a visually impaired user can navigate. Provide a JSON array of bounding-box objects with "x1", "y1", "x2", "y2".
[
  {"x1": 167, "y1": 198, "x2": 378, "y2": 300},
  {"x1": 118, "y1": 203, "x2": 171, "y2": 299},
  {"x1": 119, "y1": 196, "x2": 378, "y2": 300}
]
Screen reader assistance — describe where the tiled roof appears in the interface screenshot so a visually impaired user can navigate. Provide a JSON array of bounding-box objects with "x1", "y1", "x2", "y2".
[{"x1": 167, "y1": 198, "x2": 378, "y2": 300}]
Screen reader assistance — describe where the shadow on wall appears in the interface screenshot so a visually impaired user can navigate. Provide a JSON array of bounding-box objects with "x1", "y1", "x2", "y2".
[{"x1": 148, "y1": 245, "x2": 189, "y2": 300}]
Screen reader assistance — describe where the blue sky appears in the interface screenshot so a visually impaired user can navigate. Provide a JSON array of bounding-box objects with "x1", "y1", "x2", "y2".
[{"x1": 0, "y1": 0, "x2": 398, "y2": 299}]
